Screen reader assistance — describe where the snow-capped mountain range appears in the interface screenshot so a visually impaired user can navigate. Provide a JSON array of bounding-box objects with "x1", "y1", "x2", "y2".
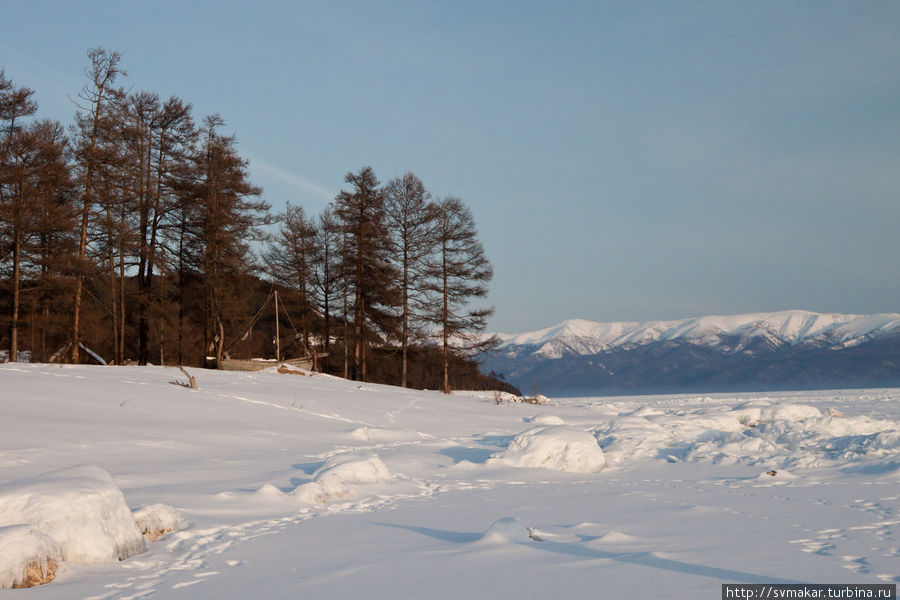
[
  {"x1": 495, "y1": 310, "x2": 900, "y2": 358},
  {"x1": 482, "y1": 310, "x2": 900, "y2": 396}
]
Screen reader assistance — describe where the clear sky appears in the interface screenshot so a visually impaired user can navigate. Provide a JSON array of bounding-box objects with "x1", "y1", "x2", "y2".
[{"x1": 3, "y1": 1, "x2": 899, "y2": 332}]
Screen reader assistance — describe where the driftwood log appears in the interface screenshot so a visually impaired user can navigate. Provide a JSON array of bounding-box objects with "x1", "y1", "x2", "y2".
[{"x1": 169, "y1": 366, "x2": 197, "y2": 390}]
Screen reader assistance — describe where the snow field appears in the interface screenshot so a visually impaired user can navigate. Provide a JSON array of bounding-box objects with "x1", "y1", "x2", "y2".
[{"x1": 0, "y1": 364, "x2": 898, "y2": 598}]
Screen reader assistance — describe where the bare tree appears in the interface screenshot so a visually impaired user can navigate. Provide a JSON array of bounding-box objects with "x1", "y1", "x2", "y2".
[
  {"x1": 310, "y1": 207, "x2": 342, "y2": 367},
  {"x1": 148, "y1": 97, "x2": 196, "y2": 365},
  {"x1": 428, "y1": 197, "x2": 497, "y2": 394},
  {"x1": 384, "y1": 172, "x2": 437, "y2": 387},
  {"x1": 332, "y1": 166, "x2": 398, "y2": 381},
  {"x1": 70, "y1": 47, "x2": 124, "y2": 363},
  {"x1": 189, "y1": 115, "x2": 270, "y2": 366},
  {"x1": 121, "y1": 92, "x2": 196, "y2": 364},
  {"x1": 0, "y1": 72, "x2": 39, "y2": 361},
  {"x1": 265, "y1": 202, "x2": 318, "y2": 349},
  {"x1": 28, "y1": 122, "x2": 76, "y2": 362}
]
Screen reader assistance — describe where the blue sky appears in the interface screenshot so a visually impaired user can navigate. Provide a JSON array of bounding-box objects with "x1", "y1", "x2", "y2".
[{"x1": 3, "y1": 1, "x2": 899, "y2": 332}]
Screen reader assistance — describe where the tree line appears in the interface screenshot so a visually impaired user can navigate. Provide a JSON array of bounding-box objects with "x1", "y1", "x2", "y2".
[{"x1": 0, "y1": 48, "x2": 517, "y2": 395}]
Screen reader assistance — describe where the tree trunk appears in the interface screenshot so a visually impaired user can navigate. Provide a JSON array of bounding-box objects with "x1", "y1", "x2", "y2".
[
  {"x1": 442, "y1": 240, "x2": 450, "y2": 394},
  {"x1": 40, "y1": 298, "x2": 49, "y2": 362},
  {"x1": 10, "y1": 230, "x2": 21, "y2": 362},
  {"x1": 118, "y1": 220, "x2": 126, "y2": 363},
  {"x1": 215, "y1": 317, "x2": 225, "y2": 368},
  {"x1": 342, "y1": 276, "x2": 349, "y2": 379},
  {"x1": 73, "y1": 48, "x2": 121, "y2": 364},
  {"x1": 107, "y1": 216, "x2": 119, "y2": 365},
  {"x1": 401, "y1": 249, "x2": 408, "y2": 388},
  {"x1": 176, "y1": 208, "x2": 187, "y2": 365}
]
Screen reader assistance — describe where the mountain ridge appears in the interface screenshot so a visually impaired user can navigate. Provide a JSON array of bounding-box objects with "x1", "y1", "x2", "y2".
[
  {"x1": 482, "y1": 310, "x2": 900, "y2": 396},
  {"x1": 494, "y1": 310, "x2": 900, "y2": 356}
]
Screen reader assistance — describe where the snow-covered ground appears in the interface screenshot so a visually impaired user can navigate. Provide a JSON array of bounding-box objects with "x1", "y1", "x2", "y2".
[{"x1": 0, "y1": 364, "x2": 897, "y2": 598}]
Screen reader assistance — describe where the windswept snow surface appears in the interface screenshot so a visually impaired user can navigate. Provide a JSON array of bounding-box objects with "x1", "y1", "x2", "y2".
[{"x1": 0, "y1": 364, "x2": 898, "y2": 598}]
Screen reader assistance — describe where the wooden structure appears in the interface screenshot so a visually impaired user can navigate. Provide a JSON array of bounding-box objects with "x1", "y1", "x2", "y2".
[{"x1": 216, "y1": 289, "x2": 322, "y2": 371}]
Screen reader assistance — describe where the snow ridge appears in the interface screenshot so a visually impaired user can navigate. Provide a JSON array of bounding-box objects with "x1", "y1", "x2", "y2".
[{"x1": 495, "y1": 310, "x2": 900, "y2": 359}]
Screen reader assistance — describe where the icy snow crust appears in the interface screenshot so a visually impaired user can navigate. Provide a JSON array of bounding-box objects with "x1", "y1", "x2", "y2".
[{"x1": 0, "y1": 364, "x2": 898, "y2": 597}]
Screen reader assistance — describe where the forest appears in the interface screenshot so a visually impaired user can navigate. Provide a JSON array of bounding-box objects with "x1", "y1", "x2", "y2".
[{"x1": 0, "y1": 48, "x2": 519, "y2": 395}]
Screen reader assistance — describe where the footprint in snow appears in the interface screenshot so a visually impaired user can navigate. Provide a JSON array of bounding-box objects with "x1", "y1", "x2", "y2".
[{"x1": 842, "y1": 555, "x2": 871, "y2": 574}]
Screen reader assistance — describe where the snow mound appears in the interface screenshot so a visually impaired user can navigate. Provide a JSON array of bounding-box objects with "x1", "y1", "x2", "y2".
[
  {"x1": 293, "y1": 455, "x2": 398, "y2": 504},
  {"x1": 254, "y1": 483, "x2": 285, "y2": 497},
  {"x1": 491, "y1": 425, "x2": 607, "y2": 473},
  {"x1": 132, "y1": 504, "x2": 182, "y2": 541},
  {"x1": 349, "y1": 426, "x2": 425, "y2": 442},
  {"x1": 595, "y1": 530, "x2": 637, "y2": 544},
  {"x1": 629, "y1": 405, "x2": 660, "y2": 417},
  {"x1": 0, "y1": 525, "x2": 61, "y2": 588},
  {"x1": 0, "y1": 464, "x2": 146, "y2": 565},
  {"x1": 733, "y1": 401, "x2": 822, "y2": 427},
  {"x1": 452, "y1": 390, "x2": 521, "y2": 403},
  {"x1": 478, "y1": 517, "x2": 535, "y2": 544},
  {"x1": 756, "y1": 469, "x2": 797, "y2": 482},
  {"x1": 529, "y1": 414, "x2": 565, "y2": 425}
]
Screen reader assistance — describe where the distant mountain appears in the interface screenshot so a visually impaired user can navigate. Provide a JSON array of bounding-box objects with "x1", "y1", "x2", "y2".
[{"x1": 480, "y1": 310, "x2": 900, "y2": 396}]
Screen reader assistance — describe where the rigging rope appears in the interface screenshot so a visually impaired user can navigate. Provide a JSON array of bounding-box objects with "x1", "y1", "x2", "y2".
[
  {"x1": 277, "y1": 299, "x2": 309, "y2": 354},
  {"x1": 223, "y1": 289, "x2": 274, "y2": 353}
]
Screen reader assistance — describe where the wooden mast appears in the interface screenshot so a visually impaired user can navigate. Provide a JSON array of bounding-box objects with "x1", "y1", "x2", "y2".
[{"x1": 275, "y1": 289, "x2": 280, "y2": 362}]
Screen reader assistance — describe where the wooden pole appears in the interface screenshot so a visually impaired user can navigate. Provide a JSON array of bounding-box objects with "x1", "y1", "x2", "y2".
[{"x1": 275, "y1": 289, "x2": 280, "y2": 362}]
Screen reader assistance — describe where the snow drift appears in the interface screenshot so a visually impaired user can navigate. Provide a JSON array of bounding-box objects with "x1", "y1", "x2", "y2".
[
  {"x1": 293, "y1": 455, "x2": 398, "y2": 504},
  {"x1": 132, "y1": 504, "x2": 182, "y2": 541},
  {"x1": 491, "y1": 425, "x2": 607, "y2": 473},
  {"x1": 478, "y1": 517, "x2": 537, "y2": 545},
  {"x1": 0, "y1": 464, "x2": 146, "y2": 567}
]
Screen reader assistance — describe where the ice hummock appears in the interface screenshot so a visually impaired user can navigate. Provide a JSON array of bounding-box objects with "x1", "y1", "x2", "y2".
[
  {"x1": 0, "y1": 464, "x2": 146, "y2": 566},
  {"x1": 490, "y1": 425, "x2": 607, "y2": 473}
]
